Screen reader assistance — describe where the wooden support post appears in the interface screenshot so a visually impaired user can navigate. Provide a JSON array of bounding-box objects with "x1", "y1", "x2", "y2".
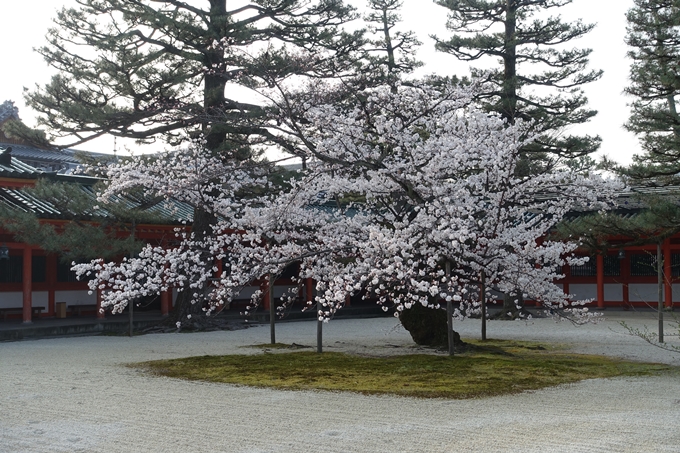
[
  {"x1": 96, "y1": 289, "x2": 105, "y2": 320},
  {"x1": 317, "y1": 313, "x2": 323, "y2": 354},
  {"x1": 22, "y1": 246, "x2": 32, "y2": 324},
  {"x1": 480, "y1": 270, "x2": 487, "y2": 341},
  {"x1": 621, "y1": 250, "x2": 629, "y2": 308},
  {"x1": 446, "y1": 261, "x2": 454, "y2": 356},
  {"x1": 663, "y1": 238, "x2": 672, "y2": 309},
  {"x1": 268, "y1": 274, "x2": 275, "y2": 345},
  {"x1": 306, "y1": 278, "x2": 322, "y2": 353},
  {"x1": 596, "y1": 254, "x2": 604, "y2": 309},
  {"x1": 305, "y1": 278, "x2": 314, "y2": 303},
  {"x1": 658, "y1": 243, "x2": 664, "y2": 343}
]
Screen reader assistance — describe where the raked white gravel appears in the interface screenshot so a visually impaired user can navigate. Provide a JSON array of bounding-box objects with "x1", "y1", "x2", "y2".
[{"x1": 1, "y1": 312, "x2": 680, "y2": 453}]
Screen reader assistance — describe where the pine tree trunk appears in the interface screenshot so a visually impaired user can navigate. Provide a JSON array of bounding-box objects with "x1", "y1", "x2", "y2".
[
  {"x1": 167, "y1": 0, "x2": 228, "y2": 329},
  {"x1": 168, "y1": 208, "x2": 217, "y2": 328},
  {"x1": 501, "y1": 0, "x2": 518, "y2": 123}
]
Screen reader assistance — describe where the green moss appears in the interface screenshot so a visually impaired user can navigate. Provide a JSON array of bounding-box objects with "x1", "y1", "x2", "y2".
[{"x1": 135, "y1": 339, "x2": 673, "y2": 399}]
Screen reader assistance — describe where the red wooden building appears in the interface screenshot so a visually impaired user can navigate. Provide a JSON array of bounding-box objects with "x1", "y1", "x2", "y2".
[
  {"x1": 0, "y1": 144, "x2": 197, "y2": 323},
  {"x1": 0, "y1": 110, "x2": 676, "y2": 322}
]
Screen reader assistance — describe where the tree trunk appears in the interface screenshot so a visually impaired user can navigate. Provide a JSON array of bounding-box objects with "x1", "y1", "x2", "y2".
[
  {"x1": 399, "y1": 303, "x2": 466, "y2": 351},
  {"x1": 168, "y1": 0, "x2": 227, "y2": 329},
  {"x1": 168, "y1": 208, "x2": 217, "y2": 328},
  {"x1": 501, "y1": 0, "x2": 518, "y2": 123},
  {"x1": 480, "y1": 270, "x2": 487, "y2": 340},
  {"x1": 493, "y1": 290, "x2": 525, "y2": 320}
]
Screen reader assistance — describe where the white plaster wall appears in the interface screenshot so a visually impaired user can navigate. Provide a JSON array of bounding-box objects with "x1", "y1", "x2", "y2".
[
  {"x1": 628, "y1": 284, "x2": 658, "y2": 303},
  {"x1": 673, "y1": 284, "x2": 680, "y2": 303},
  {"x1": 54, "y1": 290, "x2": 97, "y2": 306},
  {"x1": 0, "y1": 292, "x2": 23, "y2": 308},
  {"x1": 233, "y1": 286, "x2": 257, "y2": 301},
  {"x1": 0, "y1": 291, "x2": 48, "y2": 309},
  {"x1": 568, "y1": 284, "x2": 597, "y2": 301},
  {"x1": 604, "y1": 284, "x2": 623, "y2": 302}
]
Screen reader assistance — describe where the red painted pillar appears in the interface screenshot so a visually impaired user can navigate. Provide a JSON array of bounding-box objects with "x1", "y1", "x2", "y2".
[
  {"x1": 664, "y1": 239, "x2": 672, "y2": 308},
  {"x1": 562, "y1": 262, "x2": 570, "y2": 304},
  {"x1": 216, "y1": 259, "x2": 223, "y2": 279},
  {"x1": 621, "y1": 249, "x2": 629, "y2": 308},
  {"x1": 596, "y1": 254, "x2": 604, "y2": 309},
  {"x1": 261, "y1": 278, "x2": 271, "y2": 310},
  {"x1": 161, "y1": 262, "x2": 170, "y2": 317},
  {"x1": 47, "y1": 254, "x2": 56, "y2": 316},
  {"x1": 160, "y1": 290, "x2": 170, "y2": 317},
  {"x1": 22, "y1": 246, "x2": 32, "y2": 323},
  {"x1": 96, "y1": 289, "x2": 105, "y2": 319}
]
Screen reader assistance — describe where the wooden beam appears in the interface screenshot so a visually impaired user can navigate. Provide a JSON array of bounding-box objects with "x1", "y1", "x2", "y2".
[{"x1": 664, "y1": 238, "x2": 672, "y2": 308}]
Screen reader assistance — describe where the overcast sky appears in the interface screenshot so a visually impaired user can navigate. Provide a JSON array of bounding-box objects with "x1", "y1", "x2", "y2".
[{"x1": 0, "y1": 0, "x2": 639, "y2": 164}]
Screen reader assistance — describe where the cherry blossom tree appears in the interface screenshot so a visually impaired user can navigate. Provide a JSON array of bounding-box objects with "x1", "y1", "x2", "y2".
[
  {"x1": 75, "y1": 81, "x2": 622, "y2": 335},
  {"x1": 226, "y1": 81, "x2": 622, "y2": 328}
]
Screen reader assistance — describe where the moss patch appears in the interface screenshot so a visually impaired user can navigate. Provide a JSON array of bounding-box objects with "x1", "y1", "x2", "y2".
[{"x1": 135, "y1": 339, "x2": 672, "y2": 399}]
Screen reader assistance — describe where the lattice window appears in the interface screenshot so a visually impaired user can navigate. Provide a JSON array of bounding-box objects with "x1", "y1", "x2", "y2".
[
  {"x1": 630, "y1": 253, "x2": 658, "y2": 277},
  {"x1": 671, "y1": 253, "x2": 680, "y2": 277},
  {"x1": 32, "y1": 256, "x2": 46, "y2": 283},
  {"x1": 603, "y1": 256, "x2": 621, "y2": 276},
  {"x1": 570, "y1": 257, "x2": 596, "y2": 277},
  {"x1": 0, "y1": 256, "x2": 23, "y2": 283},
  {"x1": 569, "y1": 256, "x2": 620, "y2": 277}
]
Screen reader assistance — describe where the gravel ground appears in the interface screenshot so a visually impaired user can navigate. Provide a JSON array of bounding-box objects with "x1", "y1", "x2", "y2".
[{"x1": 1, "y1": 312, "x2": 680, "y2": 453}]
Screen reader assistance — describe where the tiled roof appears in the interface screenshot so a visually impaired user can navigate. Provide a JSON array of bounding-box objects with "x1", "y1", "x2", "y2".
[
  {"x1": 0, "y1": 183, "x2": 192, "y2": 223},
  {"x1": 7, "y1": 143, "x2": 80, "y2": 164},
  {"x1": 0, "y1": 146, "x2": 192, "y2": 224},
  {"x1": 0, "y1": 146, "x2": 43, "y2": 178},
  {"x1": 0, "y1": 187, "x2": 63, "y2": 216}
]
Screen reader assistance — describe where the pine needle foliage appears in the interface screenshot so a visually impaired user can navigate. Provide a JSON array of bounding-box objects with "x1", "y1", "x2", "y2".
[
  {"x1": 623, "y1": 0, "x2": 680, "y2": 183},
  {"x1": 432, "y1": 0, "x2": 602, "y2": 161}
]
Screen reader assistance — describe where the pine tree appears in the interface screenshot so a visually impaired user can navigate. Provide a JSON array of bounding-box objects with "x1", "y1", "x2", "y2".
[
  {"x1": 363, "y1": 0, "x2": 422, "y2": 89},
  {"x1": 624, "y1": 0, "x2": 680, "y2": 182},
  {"x1": 24, "y1": 0, "x2": 364, "y2": 324},
  {"x1": 433, "y1": 0, "x2": 602, "y2": 161}
]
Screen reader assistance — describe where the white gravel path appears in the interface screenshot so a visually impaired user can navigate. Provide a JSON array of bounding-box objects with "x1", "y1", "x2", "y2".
[{"x1": 1, "y1": 312, "x2": 680, "y2": 453}]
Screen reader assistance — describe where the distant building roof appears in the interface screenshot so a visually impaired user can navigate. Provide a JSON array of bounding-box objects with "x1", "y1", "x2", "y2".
[
  {"x1": 0, "y1": 146, "x2": 43, "y2": 178},
  {"x1": 0, "y1": 145, "x2": 192, "y2": 223},
  {"x1": 0, "y1": 100, "x2": 114, "y2": 173}
]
